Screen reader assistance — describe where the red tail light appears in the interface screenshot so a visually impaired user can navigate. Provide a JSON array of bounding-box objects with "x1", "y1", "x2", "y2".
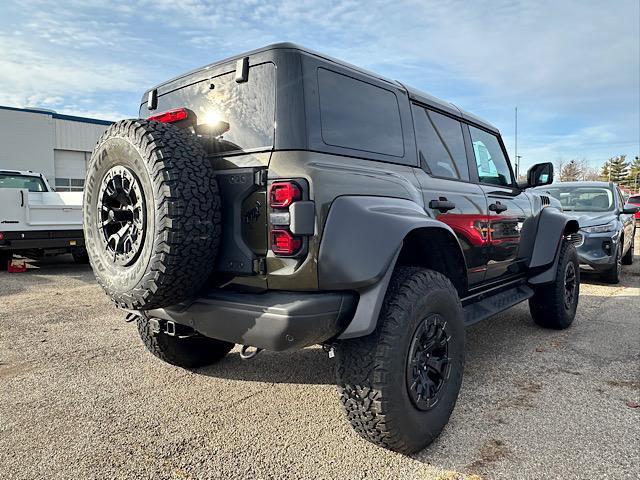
[
  {"x1": 271, "y1": 229, "x2": 302, "y2": 255},
  {"x1": 0, "y1": 232, "x2": 4, "y2": 240},
  {"x1": 269, "y1": 182, "x2": 301, "y2": 208},
  {"x1": 147, "y1": 108, "x2": 189, "y2": 124}
]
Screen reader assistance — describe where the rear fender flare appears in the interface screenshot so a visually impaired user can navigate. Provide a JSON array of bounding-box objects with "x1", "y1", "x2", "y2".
[{"x1": 317, "y1": 196, "x2": 466, "y2": 339}]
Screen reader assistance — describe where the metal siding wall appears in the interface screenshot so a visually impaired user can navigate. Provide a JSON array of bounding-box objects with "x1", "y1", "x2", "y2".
[
  {"x1": 54, "y1": 119, "x2": 108, "y2": 151},
  {"x1": 0, "y1": 109, "x2": 108, "y2": 187},
  {"x1": 0, "y1": 109, "x2": 55, "y2": 184}
]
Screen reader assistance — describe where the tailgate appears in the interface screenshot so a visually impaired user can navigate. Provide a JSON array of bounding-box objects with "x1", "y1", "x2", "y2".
[
  {"x1": 215, "y1": 167, "x2": 268, "y2": 276},
  {"x1": 140, "y1": 61, "x2": 276, "y2": 278}
]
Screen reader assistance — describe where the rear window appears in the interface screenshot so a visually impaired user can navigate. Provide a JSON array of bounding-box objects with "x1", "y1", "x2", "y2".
[
  {"x1": 0, "y1": 174, "x2": 47, "y2": 192},
  {"x1": 152, "y1": 62, "x2": 276, "y2": 155},
  {"x1": 629, "y1": 195, "x2": 640, "y2": 205},
  {"x1": 317, "y1": 68, "x2": 404, "y2": 157}
]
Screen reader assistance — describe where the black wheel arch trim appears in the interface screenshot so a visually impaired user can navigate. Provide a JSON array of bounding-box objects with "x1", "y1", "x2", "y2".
[
  {"x1": 318, "y1": 196, "x2": 466, "y2": 290},
  {"x1": 528, "y1": 207, "x2": 579, "y2": 285},
  {"x1": 317, "y1": 196, "x2": 467, "y2": 339}
]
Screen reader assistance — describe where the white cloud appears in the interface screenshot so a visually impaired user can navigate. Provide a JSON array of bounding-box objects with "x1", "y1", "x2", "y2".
[{"x1": 0, "y1": 0, "x2": 637, "y2": 165}]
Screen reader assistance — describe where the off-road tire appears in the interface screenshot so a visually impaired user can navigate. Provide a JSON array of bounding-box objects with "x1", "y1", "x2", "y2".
[
  {"x1": 136, "y1": 316, "x2": 234, "y2": 368},
  {"x1": 622, "y1": 231, "x2": 634, "y2": 265},
  {"x1": 600, "y1": 241, "x2": 622, "y2": 284},
  {"x1": 336, "y1": 267, "x2": 465, "y2": 454},
  {"x1": 529, "y1": 240, "x2": 579, "y2": 329},
  {"x1": 83, "y1": 119, "x2": 221, "y2": 310},
  {"x1": 0, "y1": 251, "x2": 11, "y2": 271}
]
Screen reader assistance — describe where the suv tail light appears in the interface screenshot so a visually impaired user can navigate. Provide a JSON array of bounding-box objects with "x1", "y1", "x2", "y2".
[
  {"x1": 0, "y1": 232, "x2": 4, "y2": 240},
  {"x1": 147, "y1": 108, "x2": 189, "y2": 124},
  {"x1": 271, "y1": 229, "x2": 302, "y2": 255},
  {"x1": 269, "y1": 182, "x2": 301, "y2": 209}
]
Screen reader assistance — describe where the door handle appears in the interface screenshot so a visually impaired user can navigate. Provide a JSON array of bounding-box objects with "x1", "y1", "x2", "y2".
[
  {"x1": 489, "y1": 201, "x2": 508, "y2": 213},
  {"x1": 20, "y1": 190, "x2": 24, "y2": 207},
  {"x1": 429, "y1": 198, "x2": 456, "y2": 212}
]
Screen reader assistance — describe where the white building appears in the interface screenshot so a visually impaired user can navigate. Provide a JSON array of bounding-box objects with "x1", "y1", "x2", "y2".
[{"x1": 0, "y1": 106, "x2": 111, "y2": 191}]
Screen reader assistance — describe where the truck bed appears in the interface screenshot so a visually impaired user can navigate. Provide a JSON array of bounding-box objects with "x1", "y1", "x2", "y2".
[{"x1": 0, "y1": 189, "x2": 83, "y2": 232}]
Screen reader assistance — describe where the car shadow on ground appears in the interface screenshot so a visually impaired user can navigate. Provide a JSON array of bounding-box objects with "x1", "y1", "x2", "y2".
[
  {"x1": 193, "y1": 251, "x2": 639, "y2": 388},
  {"x1": 195, "y1": 347, "x2": 335, "y2": 385},
  {"x1": 580, "y1": 252, "x2": 639, "y2": 285}
]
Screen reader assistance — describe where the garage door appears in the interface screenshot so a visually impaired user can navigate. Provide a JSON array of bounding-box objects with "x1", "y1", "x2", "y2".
[{"x1": 54, "y1": 149, "x2": 88, "y2": 191}]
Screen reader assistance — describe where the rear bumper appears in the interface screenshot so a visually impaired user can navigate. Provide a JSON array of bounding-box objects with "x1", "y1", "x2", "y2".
[
  {"x1": 145, "y1": 290, "x2": 358, "y2": 351},
  {"x1": 0, "y1": 229, "x2": 84, "y2": 251}
]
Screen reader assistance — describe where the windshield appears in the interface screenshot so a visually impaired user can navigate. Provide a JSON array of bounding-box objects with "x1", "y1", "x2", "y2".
[
  {"x1": 0, "y1": 174, "x2": 47, "y2": 192},
  {"x1": 544, "y1": 186, "x2": 614, "y2": 212}
]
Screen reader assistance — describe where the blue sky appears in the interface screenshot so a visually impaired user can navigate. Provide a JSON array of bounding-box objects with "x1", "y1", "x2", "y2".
[{"x1": 1, "y1": 0, "x2": 638, "y2": 171}]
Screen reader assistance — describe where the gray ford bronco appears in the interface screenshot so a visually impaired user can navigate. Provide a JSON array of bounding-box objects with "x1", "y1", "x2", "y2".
[{"x1": 83, "y1": 43, "x2": 580, "y2": 454}]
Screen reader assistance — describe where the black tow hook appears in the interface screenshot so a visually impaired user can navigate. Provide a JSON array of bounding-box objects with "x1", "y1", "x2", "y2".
[{"x1": 240, "y1": 345, "x2": 263, "y2": 360}]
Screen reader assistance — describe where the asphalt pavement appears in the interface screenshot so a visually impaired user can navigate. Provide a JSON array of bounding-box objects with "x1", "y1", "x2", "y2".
[{"x1": 1, "y1": 232, "x2": 638, "y2": 479}]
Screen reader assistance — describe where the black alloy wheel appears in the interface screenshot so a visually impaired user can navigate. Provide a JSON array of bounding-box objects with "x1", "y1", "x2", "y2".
[
  {"x1": 406, "y1": 314, "x2": 451, "y2": 411},
  {"x1": 563, "y1": 261, "x2": 577, "y2": 311},
  {"x1": 97, "y1": 166, "x2": 146, "y2": 267}
]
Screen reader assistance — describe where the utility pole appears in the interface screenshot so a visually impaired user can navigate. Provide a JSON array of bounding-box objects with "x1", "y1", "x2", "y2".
[
  {"x1": 516, "y1": 155, "x2": 522, "y2": 179},
  {"x1": 514, "y1": 107, "x2": 518, "y2": 176}
]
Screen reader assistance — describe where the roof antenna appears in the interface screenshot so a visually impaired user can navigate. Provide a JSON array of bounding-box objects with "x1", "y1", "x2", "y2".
[{"x1": 514, "y1": 106, "x2": 519, "y2": 179}]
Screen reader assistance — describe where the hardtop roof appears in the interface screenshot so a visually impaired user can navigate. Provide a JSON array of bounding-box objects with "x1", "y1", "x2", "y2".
[{"x1": 149, "y1": 42, "x2": 500, "y2": 133}]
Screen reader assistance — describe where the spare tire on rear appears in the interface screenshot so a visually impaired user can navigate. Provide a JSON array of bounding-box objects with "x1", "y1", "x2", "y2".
[{"x1": 83, "y1": 119, "x2": 221, "y2": 310}]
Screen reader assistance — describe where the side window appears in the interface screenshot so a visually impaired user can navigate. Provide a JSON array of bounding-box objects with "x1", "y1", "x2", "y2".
[
  {"x1": 318, "y1": 68, "x2": 404, "y2": 157},
  {"x1": 616, "y1": 187, "x2": 625, "y2": 209},
  {"x1": 469, "y1": 126, "x2": 513, "y2": 186},
  {"x1": 412, "y1": 105, "x2": 469, "y2": 181}
]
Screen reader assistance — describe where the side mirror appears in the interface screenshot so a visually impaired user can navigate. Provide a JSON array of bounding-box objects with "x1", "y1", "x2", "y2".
[
  {"x1": 522, "y1": 162, "x2": 554, "y2": 188},
  {"x1": 622, "y1": 204, "x2": 640, "y2": 214}
]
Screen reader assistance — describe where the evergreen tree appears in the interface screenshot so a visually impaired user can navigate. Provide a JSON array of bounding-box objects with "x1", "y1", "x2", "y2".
[
  {"x1": 603, "y1": 155, "x2": 629, "y2": 182},
  {"x1": 560, "y1": 159, "x2": 582, "y2": 181},
  {"x1": 627, "y1": 155, "x2": 640, "y2": 188},
  {"x1": 600, "y1": 162, "x2": 610, "y2": 181}
]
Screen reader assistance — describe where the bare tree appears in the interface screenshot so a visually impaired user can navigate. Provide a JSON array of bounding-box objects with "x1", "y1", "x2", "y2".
[
  {"x1": 559, "y1": 159, "x2": 583, "y2": 181},
  {"x1": 576, "y1": 158, "x2": 599, "y2": 181},
  {"x1": 553, "y1": 158, "x2": 565, "y2": 182}
]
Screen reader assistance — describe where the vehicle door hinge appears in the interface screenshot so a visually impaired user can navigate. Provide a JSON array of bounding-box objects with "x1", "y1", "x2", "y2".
[
  {"x1": 254, "y1": 169, "x2": 268, "y2": 187},
  {"x1": 147, "y1": 89, "x2": 158, "y2": 111},
  {"x1": 253, "y1": 257, "x2": 267, "y2": 275}
]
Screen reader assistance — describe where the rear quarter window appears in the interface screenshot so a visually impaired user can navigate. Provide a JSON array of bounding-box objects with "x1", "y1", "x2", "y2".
[{"x1": 317, "y1": 68, "x2": 404, "y2": 157}]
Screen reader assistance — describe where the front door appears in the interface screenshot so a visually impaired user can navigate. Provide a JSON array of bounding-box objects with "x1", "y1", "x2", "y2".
[
  {"x1": 467, "y1": 125, "x2": 533, "y2": 281},
  {"x1": 411, "y1": 104, "x2": 490, "y2": 287}
]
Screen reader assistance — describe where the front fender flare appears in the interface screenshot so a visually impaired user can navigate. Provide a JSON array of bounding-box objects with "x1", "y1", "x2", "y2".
[
  {"x1": 529, "y1": 207, "x2": 579, "y2": 269},
  {"x1": 528, "y1": 207, "x2": 579, "y2": 285}
]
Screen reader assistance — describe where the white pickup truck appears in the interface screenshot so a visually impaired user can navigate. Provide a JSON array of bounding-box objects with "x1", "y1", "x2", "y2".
[{"x1": 0, "y1": 169, "x2": 86, "y2": 270}]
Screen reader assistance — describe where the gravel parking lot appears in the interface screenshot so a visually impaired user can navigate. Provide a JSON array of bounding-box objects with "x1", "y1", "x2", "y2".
[{"x1": 1, "y1": 232, "x2": 638, "y2": 480}]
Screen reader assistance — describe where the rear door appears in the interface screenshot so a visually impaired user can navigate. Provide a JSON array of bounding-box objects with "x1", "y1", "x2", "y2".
[
  {"x1": 411, "y1": 104, "x2": 490, "y2": 287},
  {"x1": 466, "y1": 125, "x2": 533, "y2": 282}
]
